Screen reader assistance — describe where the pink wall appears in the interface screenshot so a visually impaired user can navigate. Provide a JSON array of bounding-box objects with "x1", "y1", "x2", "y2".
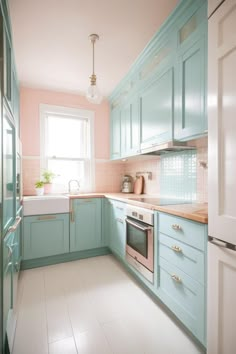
[
  {"x1": 20, "y1": 86, "x2": 125, "y2": 195},
  {"x1": 20, "y1": 86, "x2": 110, "y2": 159}
]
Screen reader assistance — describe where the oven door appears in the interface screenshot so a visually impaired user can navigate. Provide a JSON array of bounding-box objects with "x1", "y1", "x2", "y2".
[{"x1": 126, "y1": 217, "x2": 154, "y2": 272}]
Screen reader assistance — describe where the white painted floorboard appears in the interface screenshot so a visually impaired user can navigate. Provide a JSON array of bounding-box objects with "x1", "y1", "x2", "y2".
[{"x1": 12, "y1": 255, "x2": 204, "y2": 354}]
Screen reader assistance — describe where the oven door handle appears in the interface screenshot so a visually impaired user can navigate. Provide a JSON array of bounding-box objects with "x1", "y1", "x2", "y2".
[{"x1": 125, "y1": 218, "x2": 151, "y2": 232}]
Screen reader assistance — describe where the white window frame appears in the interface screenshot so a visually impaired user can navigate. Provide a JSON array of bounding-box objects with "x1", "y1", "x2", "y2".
[{"x1": 40, "y1": 104, "x2": 95, "y2": 192}]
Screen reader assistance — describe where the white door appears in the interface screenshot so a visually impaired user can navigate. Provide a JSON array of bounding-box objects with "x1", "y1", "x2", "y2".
[
  {"x1": 208, "y1": 0, "x2": 236, "y2": 245},
  {"x1": 207, "y1": 240, "x2": 236, "y2": 354}
]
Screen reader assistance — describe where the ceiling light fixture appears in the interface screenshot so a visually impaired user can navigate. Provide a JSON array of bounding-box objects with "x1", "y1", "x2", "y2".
[{"x1": 86, "y1": 33, "x2": 102, "y2": 104}]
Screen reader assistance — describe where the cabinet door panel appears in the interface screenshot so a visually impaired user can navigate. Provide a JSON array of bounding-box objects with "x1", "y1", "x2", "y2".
[
  {"x1": 109, "y1": 200, "x2": 126, "y2": 258},
  {"x1": 158, "y1": 257, "x2": 205, "y2": 344},
  {"x1": 208, "y1": 241, "x2": 236, "y2": 354},
  {"x1": 120, "y1": 97, "x2": 140, "y2": 157},
  {"x1": 140, "y1": 68, "x2": 173, "y2": 148},
  {"x1": 3, "y1": 233, "x2": 14, "y2": 350},
  {"x1": 23, "y1": 214, "x2": 69, "y2": 260},
  {"x1": 110, "y1": 107, "x2": 121, "y2": 159},
  {"x1": 2, "y1": 104, "x2": 16, "y2": 235},
  {"x1": 70, "y1": 199, "x2": 102, "y2": 252},
  {"x1": 175, "y1": 38, "x2": 206, "y2": 140}
]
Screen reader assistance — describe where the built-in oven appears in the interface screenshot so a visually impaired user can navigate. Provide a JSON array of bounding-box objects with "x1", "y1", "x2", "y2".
[{"x1": 125, "y1": 205, "x2": 154, "y2": 283}]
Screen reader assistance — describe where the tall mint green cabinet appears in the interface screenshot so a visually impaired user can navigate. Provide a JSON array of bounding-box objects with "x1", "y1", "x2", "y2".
[
  {"x1": 23, "y1": 214, "x2": 69, "y2": 260},
  {"x1": 70, "y1": 198, "x2": 102, "y2": 251},
  {"x1": 1, "y1": 0, "x2": 21, "y2": 352},
  {"x1": 109, "y1": 0, "x2": 207, "y2": 160}
]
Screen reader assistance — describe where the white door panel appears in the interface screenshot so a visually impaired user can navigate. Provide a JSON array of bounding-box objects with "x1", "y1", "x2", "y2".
[
  {"x1": 207, "y1": 241, "x2": 236, "y2": 354},
  {"x1": 208, "y1": 0, "x2": 236, "y2": 244}
]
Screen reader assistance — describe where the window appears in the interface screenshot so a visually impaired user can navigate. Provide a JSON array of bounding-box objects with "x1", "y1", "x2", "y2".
[{"x1": 40, "y1": 104, "x2": 94, "y2": 192}]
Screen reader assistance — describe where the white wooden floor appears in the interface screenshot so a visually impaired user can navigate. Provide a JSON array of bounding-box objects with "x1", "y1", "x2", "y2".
[{"x1": 12, "y1": 255, "x2": 204, "y2": 354}]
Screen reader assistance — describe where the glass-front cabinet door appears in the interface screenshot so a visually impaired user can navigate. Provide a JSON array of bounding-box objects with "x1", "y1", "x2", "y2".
[{"x1": 2, "y1": 102, "x2": 16, "y2": 236}]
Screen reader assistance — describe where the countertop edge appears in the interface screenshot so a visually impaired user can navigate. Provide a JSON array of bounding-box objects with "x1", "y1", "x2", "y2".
[{"x1": 23, "y1": 193, "x2": 208, "y2": 224}]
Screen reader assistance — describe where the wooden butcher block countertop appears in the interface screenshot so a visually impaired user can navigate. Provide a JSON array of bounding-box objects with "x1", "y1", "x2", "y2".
[{"x1": 68, "y1": 193, "x2": 208, "y2": 224}]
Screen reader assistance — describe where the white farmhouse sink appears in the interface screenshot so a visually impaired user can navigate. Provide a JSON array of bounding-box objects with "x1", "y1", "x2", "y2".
[{"x1": 23, "y1": 195, "x2": 69, "y2": 216}]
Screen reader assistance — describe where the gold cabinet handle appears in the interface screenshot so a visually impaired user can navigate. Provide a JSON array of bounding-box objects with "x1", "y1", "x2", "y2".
[
  {"x1": 171, "y1": 274, "x2": 182, "y2": 283},
  {"x1": 70, "y1": 199, "x2": 74, "y2": 223},
  {"x1": 172, "y1": 224, "x2": 182, "y2": 231},
  {"x1": 37, "y1": 215, "x2": 56, "y2": 221},
  {"x1": 171, "y1": 245, "x2": 182, "y2": 253}
]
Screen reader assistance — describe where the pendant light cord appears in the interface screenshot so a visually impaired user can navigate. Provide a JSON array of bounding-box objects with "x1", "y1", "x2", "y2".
[{"x1": 92, "y1": 39, "x2": 95, "y2": 75}]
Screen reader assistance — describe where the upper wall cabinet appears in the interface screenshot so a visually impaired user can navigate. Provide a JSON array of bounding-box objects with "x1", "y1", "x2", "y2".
[
  {"x1": 174, "y1": 3, "x2": 207, "y2": 141},
  {"x1": 140, "y1": 64, "x2": 174, "y2": 150},
  {"x1": 110, "y1": 105, "x2": 121, "y2": 159},
  {"x1": 3, "y1": 27, "x2": 12, "y2": 107},
  {"x1": 1, "y1": 0, "x2": 20, "y2": 136},
  {"x1": 109, "y1": 0, "x2": 207, "y2": 160},
  {"x1": 121, "y1": 95, "x2": 140, "y2": 157}
]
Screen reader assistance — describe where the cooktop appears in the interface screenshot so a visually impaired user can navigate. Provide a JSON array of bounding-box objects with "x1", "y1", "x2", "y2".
[{"x1": 128, "y1": 198, "x2": 192, "y2": 206}]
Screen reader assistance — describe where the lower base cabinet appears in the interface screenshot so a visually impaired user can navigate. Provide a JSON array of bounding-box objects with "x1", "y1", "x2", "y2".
[
  {"x1": 23, "y1": 213, "x2": 69, "y2": 260},
  {"x1": 156, "y1": 212, "x2": 207, "y2": 345},
  {"x1": 70, "y1": 198, "x2": 102, "y2": 252},
  {"x1": 108, "y1": 199, "x2": 126, "y2": 259}
]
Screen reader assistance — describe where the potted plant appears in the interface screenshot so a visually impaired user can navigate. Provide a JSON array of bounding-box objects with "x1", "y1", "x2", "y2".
[
  {"x1": 42, "y1": 170, "x2": 56, "y2": 194},
  {"x1": 35, "y1": 180, "x2": 44, "y2": 196}
]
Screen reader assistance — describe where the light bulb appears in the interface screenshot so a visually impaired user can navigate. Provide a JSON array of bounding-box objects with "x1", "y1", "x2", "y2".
[{"x1": 86, "y1": 84, "x2": 103, "y2": 104}]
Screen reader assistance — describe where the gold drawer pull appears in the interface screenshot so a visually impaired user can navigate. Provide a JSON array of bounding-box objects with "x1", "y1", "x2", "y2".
[
  {"x1": 172, "y1": 224, "x2": 182, "y2": 231},
  {"x1": 171, "y1": 245, "x2": 182, "y2": 253},
  {"x1": 171, "y1": 274, "x2": 182, "y2": 283},
  {"x1": 37, "y1": 215, "x2": 56, "y2": 221}
]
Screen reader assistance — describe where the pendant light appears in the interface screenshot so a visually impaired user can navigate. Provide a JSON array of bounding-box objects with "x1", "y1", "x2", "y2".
[{"x1": 86, "y1": 34, "x2": 103, "y2": 104}]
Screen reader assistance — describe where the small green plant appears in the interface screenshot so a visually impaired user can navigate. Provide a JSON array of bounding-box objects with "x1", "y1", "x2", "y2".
[
  {"x1": 35, "y1": 180, "x2": 44, "y2": 188},
  {"x1": 42, "y1": 170, "x2": 56, "y2": 184}
]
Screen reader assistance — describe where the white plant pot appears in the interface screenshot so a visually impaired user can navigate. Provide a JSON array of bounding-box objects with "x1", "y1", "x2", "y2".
[{"x1": 35, "y1": 187, "x2": 44, "y2": 196}]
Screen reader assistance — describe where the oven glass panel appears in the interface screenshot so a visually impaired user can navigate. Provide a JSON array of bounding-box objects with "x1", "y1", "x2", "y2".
[{"x1": 127, "y1": 221, "x2": 148, "y2": 258}]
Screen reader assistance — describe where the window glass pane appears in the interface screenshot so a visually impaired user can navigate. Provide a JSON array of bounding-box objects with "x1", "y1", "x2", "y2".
[
  {"x1": 47, "y1": 115, "x2": 89, "y2": 158},
  {"x1": 48, "y1": 159, "x2": 85, "y2": 187}
]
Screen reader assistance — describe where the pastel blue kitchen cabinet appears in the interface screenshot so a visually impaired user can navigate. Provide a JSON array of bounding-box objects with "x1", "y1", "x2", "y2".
[
  {"x1": 108, "y1": 199, "x2": 126, "y2": 259},
  {"x1": 109, "y1": 0, "x2": 207, "y2": 158},
  {"x1": 102, "y1": 198, "x2": 111, "y2": 248},
  {"x1": 2, "y1": 232, "x2": 14, "y2": 351},
  {"x1": 156, "y1": 212, "x2": 207, "y2": 345},
  {"x1": 110, "y1": 106, "x2": 121, "y2": 160},
  {"x1": 121, "y1": 95, "x2": 140, "y2": 157},
  {"x1": 12, "y1": 64, "x2": 20, "y2": 136},
  {"x1": 70, "y1": 198, "x2": 102, "y2": 252},
  {"x1": 174, "y1": 2, "x2": 207, "y2": 141},
  {"x1": 23, "y1": 213, "x2": 69, "y2": 260},
  {"x1": 2, "y1": 102, "x2": 16, "y2": 236},
  {"x1": 140, "y1": 64, "x2": 174, "y2": 150}
]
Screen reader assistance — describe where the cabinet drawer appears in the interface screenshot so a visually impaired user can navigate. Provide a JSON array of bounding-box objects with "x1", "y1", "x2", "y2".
[
  {"x1": 158, "y1": 257, "x2": 205, "y2": 343},
  {"x1": 159, "y1": 233, "x2": 204, "y2": 284},
  {"x1": 159, "y1": 212, "x2": 206, "y2": 250}
]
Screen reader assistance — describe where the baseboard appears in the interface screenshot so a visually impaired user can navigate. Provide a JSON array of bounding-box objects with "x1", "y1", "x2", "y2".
[{"x1": 21, "y1": 247, "x2": 111, "y2": 270}]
